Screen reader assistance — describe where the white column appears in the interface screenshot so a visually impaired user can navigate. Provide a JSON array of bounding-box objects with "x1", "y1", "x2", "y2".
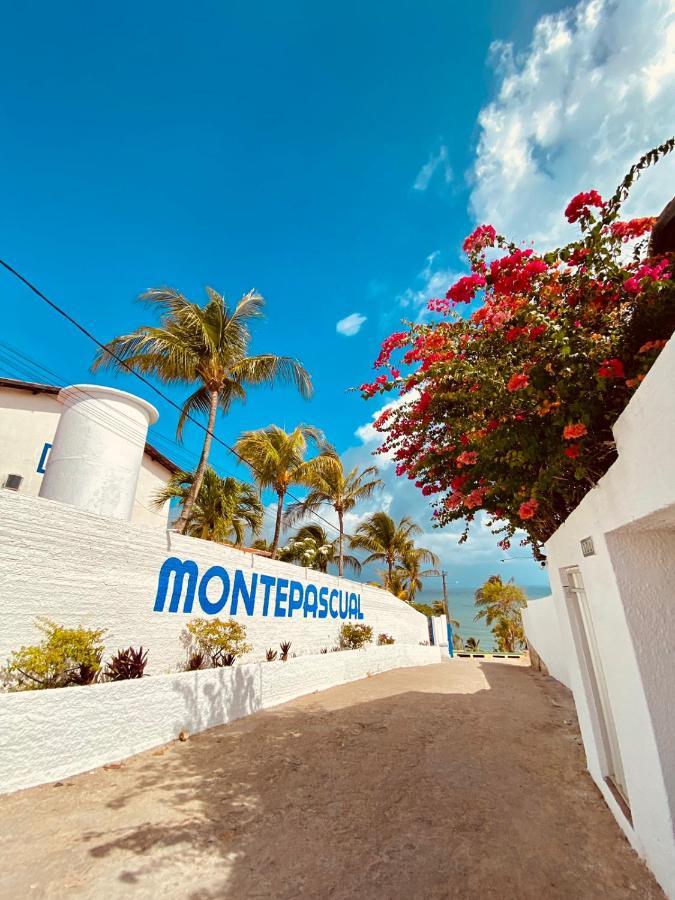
[{"x1": 39, "y1": 384, "x2": 159, "y2": 521}]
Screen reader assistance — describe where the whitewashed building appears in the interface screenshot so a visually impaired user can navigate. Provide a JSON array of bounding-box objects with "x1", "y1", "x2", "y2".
[
  {"x1": 522, "y1": 337, "x2": 675, "y2": 898},
  {"x1": 0, "y1": 377, "x2": 178, "y2": 528}
]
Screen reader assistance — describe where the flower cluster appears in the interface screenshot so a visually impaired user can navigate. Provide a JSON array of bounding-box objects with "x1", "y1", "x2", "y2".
[{"x1": 359, "y1": 147, "x2": 675, "y2": 557}]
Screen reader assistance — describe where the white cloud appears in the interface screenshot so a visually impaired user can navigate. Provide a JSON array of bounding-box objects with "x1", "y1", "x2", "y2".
[
  {"x1": 413, "y1": 144, "x2": 453, "y2": 191},
  {"x1": 336, "y1": 312, "x2": 367, "y2": 336},
  {"x1": 469, "y1": 0, "x2": 675, "y2": 247},
  {"x1": 397, "y1": 252, "x2": 459, "y2": 319}
]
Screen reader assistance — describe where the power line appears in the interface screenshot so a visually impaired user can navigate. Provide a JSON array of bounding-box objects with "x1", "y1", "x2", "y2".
[{"x1": 0, "y1": 258, "x2": 345, "y2": 537}]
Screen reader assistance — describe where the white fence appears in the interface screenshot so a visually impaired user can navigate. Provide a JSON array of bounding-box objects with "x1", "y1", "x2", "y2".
[
  {"x1": 521, "y1": 596, "x2": 570, "y2": 688},
  {"x1": 0, "y1": 644, "x2": 440, "y2": 794}
]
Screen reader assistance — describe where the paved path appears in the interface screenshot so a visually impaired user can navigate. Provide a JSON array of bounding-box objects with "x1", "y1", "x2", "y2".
[{"x1": 0, "y1": 660, "x2": 663, "y2": 899}]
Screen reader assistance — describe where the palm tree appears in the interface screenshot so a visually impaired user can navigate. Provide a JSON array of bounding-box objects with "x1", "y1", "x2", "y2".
[
  {"x1": 350, "y1": 512, "x2": 429, "y2": 583},
  {"x1": 396, "y1": 545, "x2": 440, "y2": 602},
  {"x1": 154, "y1": 467, "x2": 263, "y2": 544},
  {"x1": 92, "y1": 287, "x2": 312, "y2": 534},
  {"x1": 281, "y1": 524, "x2": 362, "y2": 575},
  {"x1": 284, "y1": 462, "x2": 382, "y2": 576},
  {"x1": 234, "y1": 424, "x2": 336, "y2": 556},
  {"x1": 474, "y1": 575, "x2": 528, "y2": 626}
]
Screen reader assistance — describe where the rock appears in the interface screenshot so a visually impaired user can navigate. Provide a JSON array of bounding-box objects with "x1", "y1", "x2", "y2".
[{"x1": 178, "y1": 729, "x2": 189, "y2": 742}]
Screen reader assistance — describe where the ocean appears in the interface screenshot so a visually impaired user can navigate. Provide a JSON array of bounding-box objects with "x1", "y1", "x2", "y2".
[{"x1": 416, "y1": 582, "x2": 551, "y2": 651}]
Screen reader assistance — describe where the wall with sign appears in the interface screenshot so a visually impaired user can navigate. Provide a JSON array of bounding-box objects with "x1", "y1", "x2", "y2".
[{"x1": 0, "y1": 490, "x2": 430, "y2": 673}]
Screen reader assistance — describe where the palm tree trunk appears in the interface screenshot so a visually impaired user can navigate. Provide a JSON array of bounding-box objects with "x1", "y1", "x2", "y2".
[
  {"x1": 337, "y1": 508, "x2": 344, "y2": 577},
  {"x1": 175, "y1": 389, "x2": 218, "y2": 534},
  {"x1": 271, "y1": 489, "x2": 286, "y2": 557}
]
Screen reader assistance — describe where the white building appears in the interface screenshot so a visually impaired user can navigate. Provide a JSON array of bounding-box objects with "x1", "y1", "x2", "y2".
[
  {"x1": 522, "y1": 337, "x2": 675, "y2": 898},
  {"x1": 0, "y1": 377, "x2": 178, "y2": 528}
]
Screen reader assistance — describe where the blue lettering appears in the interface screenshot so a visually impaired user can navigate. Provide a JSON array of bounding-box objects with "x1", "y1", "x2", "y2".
[
  {"x1": 198, "y1": 565, "x2": 230, "y2": 615},
  {"x1": 329, "y1": 589, "x2": 339, "y2": 619},
  {"x1": 259, "y1": 574, "x2": 275, "y2": 615},
  {"x1": 154, "y1": 557, "x2": 198, "y2": 613},
  {"x1": 288, "y1": 580, "x2": 304, "y2": 617},
  {"x1": 318, "y1": 587, "x2": 329, "y2": 619},
  {"x1": 303, "y1": 584, "x2": 318, "y2": 618},
  {"x1": 348, "y1": 592, "x2": 358, "y2": 619},
  {"x1": 275, "y1": 578, "x2": 289, "y2": 617},
  {"x1": 357, "y1": 593, "x2": 364, "y2": 620},
  {"x1": 339, "y1": 590, "x2": 349, "y2": 620},
  {"x1": 231, "y1": 570, "x2": 257, "y2": 616}
]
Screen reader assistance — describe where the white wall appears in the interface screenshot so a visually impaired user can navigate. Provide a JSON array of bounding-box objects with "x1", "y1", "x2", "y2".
[
  {"x1": 0, "y1": 490, "x2": 430, "y2": 673},
  {"x1": 0, "y1": 384, "x2": 172, "y2": 526},
  {"x1": 542, "y1": 337, "x2": 675, "y2": 897},
  {"x1": 521, "y1": 597, "x2": 570, "y2": 688},
  {"x1": 0, "y1": 644, "x2": 441, "y2": 794}
]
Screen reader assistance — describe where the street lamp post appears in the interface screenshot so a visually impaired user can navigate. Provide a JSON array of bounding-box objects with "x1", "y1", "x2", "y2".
[{"x1": 441, "y1": 570, "x2": 454, "y2": 658}]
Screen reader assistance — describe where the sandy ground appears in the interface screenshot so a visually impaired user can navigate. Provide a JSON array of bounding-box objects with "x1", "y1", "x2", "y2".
[{"x1": 1, "y1": 659, "x2": 663, "y2": 900}]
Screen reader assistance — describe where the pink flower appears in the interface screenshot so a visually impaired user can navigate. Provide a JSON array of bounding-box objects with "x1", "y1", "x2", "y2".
[
  {"x1": 446, "y1": 273, "x2": 487, "y2": 305},
  {"x1": 565, "y1": 190, "x2": 605, "y2": 223},
  {"x1": 462, "y1": 224, "x2": 497, "y2": 255},
  {"x1": 456, "y1": 451, "x2": 478, "y2": 467}
]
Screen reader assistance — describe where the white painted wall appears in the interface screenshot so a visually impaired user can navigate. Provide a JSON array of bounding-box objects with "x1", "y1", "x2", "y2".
[
  {"x1": 541, "y1": 337, "x2": 675, "y2": 897},
  {"x1": 0, "y1": 644, "x2": 441, "y2": 794},
  {"x1": 0, "y1": 490, "x2": 431, "y2": 673},
  {"x1": 0, "y1": 383, "x2": 172, "y2": 526},
  {"x1": 521, "y1": 597, "x2": 570, "y2": 688}
]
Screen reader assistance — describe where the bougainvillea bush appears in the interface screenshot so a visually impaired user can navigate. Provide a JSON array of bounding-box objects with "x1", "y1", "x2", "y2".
[{"x1": 360, "y1": 143, "x2": 675, "y2": 558}]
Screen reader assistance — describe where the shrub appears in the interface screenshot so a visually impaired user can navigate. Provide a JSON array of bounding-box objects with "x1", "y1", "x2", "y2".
[
  {"x1": 320, "y1": 647, "x2": 328, "y2": 654},
  {"x1": 3, "y1": 618, "x2": 106, "y2": 690},
  {"x1": 360, "y1": 143, "x2": 675, "y2": 557},
  {"x1": 377, "y1": 633, "x2": 395, "y2": 645},
  {"x1": 186, "y1": 651, "x2": 205, "y2": 671},
  {"x1": 279, "y1": 641, "x2": 292, "y2": 661},
  {"x1": 185, "y1": 618, "x2": 252, "y2": 667},
  {"x1": 266, "y1": 648, "x2": 278, "y2": 661},
  {"x1": 339, "y1": 623, "x2": 373, "y2": 650},
  {"x1": 105, "y1": 646, "x2": 148, "y2": 681}
]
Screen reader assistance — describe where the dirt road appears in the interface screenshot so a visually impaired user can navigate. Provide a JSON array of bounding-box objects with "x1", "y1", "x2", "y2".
[{"x1": 1, "y1": 659, "x2": 662, "y2": 899}]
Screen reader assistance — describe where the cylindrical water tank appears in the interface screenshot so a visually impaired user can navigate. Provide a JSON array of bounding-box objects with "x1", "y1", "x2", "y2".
[{"x1": 39, "y1": 384, "x2": 159, "y2": 521}]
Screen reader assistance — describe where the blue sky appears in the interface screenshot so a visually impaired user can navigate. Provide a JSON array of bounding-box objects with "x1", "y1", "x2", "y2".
[{"x1": 1, "y1": 0, "x2": 672, "y2": 591}]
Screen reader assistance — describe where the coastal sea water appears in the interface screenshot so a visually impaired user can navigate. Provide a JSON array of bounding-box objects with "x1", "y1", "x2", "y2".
[{"x1": 417, "y1": 583, "x2": 551, "y2": 651}]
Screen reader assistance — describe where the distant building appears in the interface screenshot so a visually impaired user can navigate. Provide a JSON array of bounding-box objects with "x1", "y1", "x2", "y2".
[{"x1": 0, "y1": 377, "x2": 179, "y2": 528}]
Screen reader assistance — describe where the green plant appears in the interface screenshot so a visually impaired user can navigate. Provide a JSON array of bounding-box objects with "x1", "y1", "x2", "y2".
[
  {"x1": 234, "y1": 424, "x2": 338, "y2": 556},
  {"x1": 4, "y1": 618, "x2": 106, "y2": 690},
  {"x1": 339, "y1": 623, "x2": 374, "y2": 650},
  {"x1": 330, "y1": 646, "x2": 341, "y2": 652},
  {"x1": 474, "y1": 576, "x2": 528, "y2": 653},
  {"x1": 185, "y1": 618, "x2": 252, "y2": 667},
  {"x1": 279, "y1": 641, "x2": 292, "y2": 661},
  {"x1": 155, "y1": 468, "x2": 263, "y2": 545},
  {"x1": 221, "y1": 653, "x2": 236, "y2": 667},
  {"x1": 350, "y1": 512, "x2": 436, "y2": 586},
  {"x1": 377, "y1": 633, "x2": 395, "y2": 645},
  {"x1": 320, "y1": 647, "x2": 328, "y2": 654},
  {"x1": 266, "y1": 648, "x2": 278, "y2": 661},
  {"x1": 92, "y1": 287, "x2": 312, "y2": 534},
  {"x1": 465, "y1": 637, "x2": 481, "y2": 653},
  {"x1": 284, "y1": 461, "x2": 383, "y2": 576},
  {"x1": 279, "y1": 525, "x2": 362, "y2": 575},
  {"x1": 104, "y1": 646, "x2": 148, "y2": 681}
]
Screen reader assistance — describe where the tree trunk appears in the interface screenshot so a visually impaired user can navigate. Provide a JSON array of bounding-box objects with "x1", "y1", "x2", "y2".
[
  {"x1": 271, "y1": 489, "x2": 285, "y2": 557},
  {"x1": 174, "y1": 389, "x2": 218, "y2": 534},
  {"x1": 337, "y1": 508, "x2": 344, "y2": 577}
]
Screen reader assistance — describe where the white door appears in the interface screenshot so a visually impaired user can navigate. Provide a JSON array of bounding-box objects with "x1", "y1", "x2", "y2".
[{"x1": 565, "y1": 568, "x2": 629, "y2": 810}]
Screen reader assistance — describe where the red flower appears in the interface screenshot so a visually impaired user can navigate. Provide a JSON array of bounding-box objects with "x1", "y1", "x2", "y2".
[
  {"x1": 563, "y1": 423, "x2": 587, "y2": 440},
  {"x1": 446, "y1": 273, "x2": 487, "y2": 304},
  {"x1": 638, "y1": 340, "x2": 667, "y2": 354},
  {"x1": 456, "y1": 451, "x2": 478, "y2": 467},
  {"x1": 462, "y1": 224, "x2": 497, "y2": 255},
  {"x1": 518, "y1": 499, "x2": 538, "y2": 520},
  {"x1": 610, "y1": 217, "x2": 656, "y2": 241},
  {"x1": 565, "y1": 190, "x2": 605, "y2": 223},
  {"x1": 564, "y1": 445, "x2": 581, "y2": 459},
  {"x1": 507, "y1": 373, "x2": 529, "y2": 391},
  {"x1": 598, "y1": 358, "x2": 625, "y2": 379}
]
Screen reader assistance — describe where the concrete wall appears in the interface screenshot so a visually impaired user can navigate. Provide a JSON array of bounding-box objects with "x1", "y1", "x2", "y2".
[
  {"x1": 521, "y1": 597, "x2": 570, "y2": 688},
  {"x1": 0, "y1": 644, "x2": 441, "y2": 794},
  {"x1": 0, "y1": 490, "x2": 430, "y2": 673},
  {"x1": 0, "y1": 384, "x2": 172, "y2": 527},
  {"x1": 542, "y1": 337, "x2": 675, "y2": 897}
]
